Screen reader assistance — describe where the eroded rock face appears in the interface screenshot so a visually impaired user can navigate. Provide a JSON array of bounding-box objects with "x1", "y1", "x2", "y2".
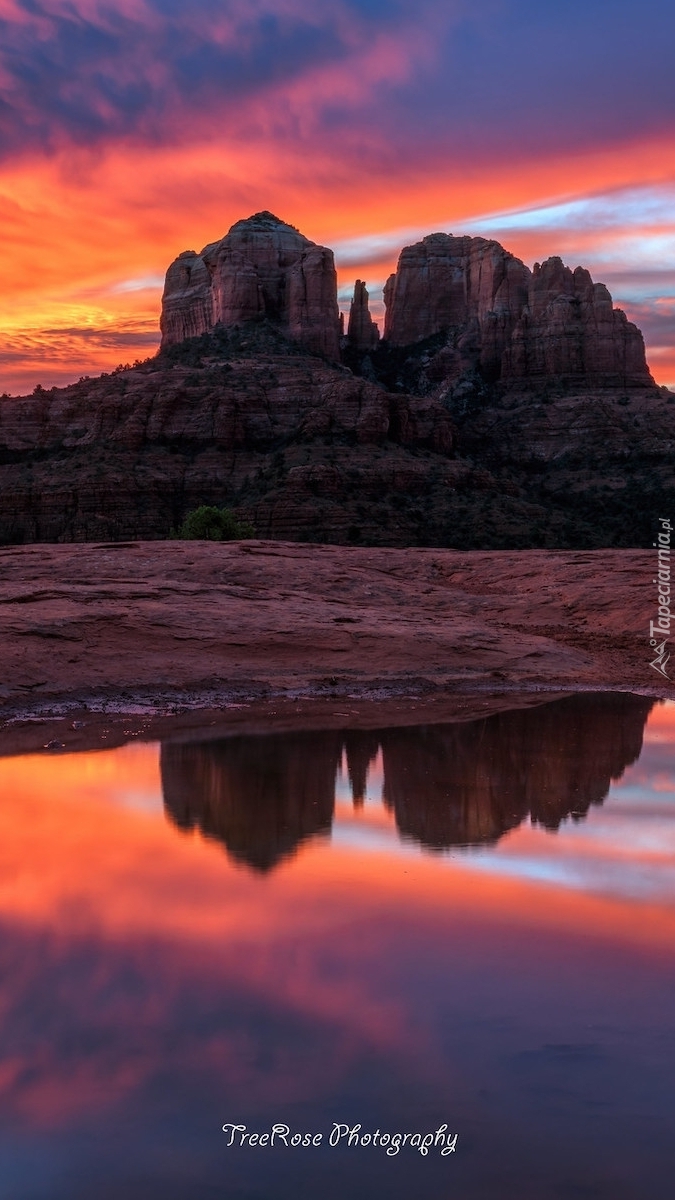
[
  {"x1": 383, "y1": 234, "x2": 530, "y2": 378},
  {"x1": 0, "y1": 335, "x2": 455, "y2": 545},
  {"x1": 347, "y1": 280, "x2": 380, "y2": 352},
  {"x1": 159, "y1": 251, "x2": 213, "y2": 347},
  {"x1": 503, "y1": 257, "x2": 651, "y2": 386},
  {"x1": 383, "y1": 233, "x2": 653, "y2": 387},
  {"x1": 160, "y1": 212, "x2": 341, "y2": 360}
]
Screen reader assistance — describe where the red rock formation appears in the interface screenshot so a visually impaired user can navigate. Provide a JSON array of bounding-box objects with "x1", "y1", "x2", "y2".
[
  {"x1": 347, "y1": 280, "x2": 380, "y2": 352},
  {"x1": 383, "y1": 234, "x2": 530, "y2": 379},
  {"x1": 159, "y1": 250, "x2": 213, "y2": 346},
  {"x1": 343, "y1": 731, "x2": 380, "y2": 806},
  {"x1": 503, "y1": 257, "x2": 651, "y2": 386},
  {"x1": 0, "y1": 340, "x2": 455, "y2": 544},
  {"x1": 383, "y1": 233, "x2": 653, "y2": 387},
  {"x1": 160, "y1": 212, "x2": 341, "y2": 360}
]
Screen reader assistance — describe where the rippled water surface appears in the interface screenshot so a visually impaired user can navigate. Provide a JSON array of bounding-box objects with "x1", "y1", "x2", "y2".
[{"x1": 0, "y1": 693, "x2": 674, "y2": 1199}]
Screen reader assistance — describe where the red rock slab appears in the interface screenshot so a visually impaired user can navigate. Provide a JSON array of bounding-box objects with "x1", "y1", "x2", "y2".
[{"x1": 0, "y1": 542, "x2": 667, "y2": 746}]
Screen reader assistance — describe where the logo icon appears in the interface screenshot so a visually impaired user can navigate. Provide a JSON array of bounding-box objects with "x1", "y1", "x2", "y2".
[{"x1": 649, "y1": 638, "x2": 671, "y2": 679}]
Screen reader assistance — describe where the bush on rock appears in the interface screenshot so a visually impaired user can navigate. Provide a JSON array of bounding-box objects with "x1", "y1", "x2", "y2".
[{"x1": 177, "y1": 506, "x2": 255, "y2": 541}]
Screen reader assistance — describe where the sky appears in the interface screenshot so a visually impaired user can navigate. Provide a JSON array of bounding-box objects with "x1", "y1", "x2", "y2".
[{"x1": 1, "y1": 0, "x2": 675, "y2": 395}]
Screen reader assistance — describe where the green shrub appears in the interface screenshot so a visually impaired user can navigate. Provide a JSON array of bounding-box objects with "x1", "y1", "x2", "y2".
[{"x1": 176, "y1": 505, "x2": 255, "y2": 541}]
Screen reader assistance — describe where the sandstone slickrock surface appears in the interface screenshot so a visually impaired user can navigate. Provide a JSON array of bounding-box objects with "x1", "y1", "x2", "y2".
[
  {"x1": 383, "y1": 233, "x2": 652, "y2": 387},
  {"x1": 160, "y1": 212, "x2": 341, "y2": 359},
  {"x1": 0, "y1": 541, "x2": 666, "y2": 742},
  {"x1": 347, "y1": 280, "x2": 380, "y2": 352}
]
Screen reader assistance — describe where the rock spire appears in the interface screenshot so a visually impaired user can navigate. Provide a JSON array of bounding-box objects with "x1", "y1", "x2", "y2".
[{"x1": 347, "y1": 280, "x2": 380, "y2": 352}]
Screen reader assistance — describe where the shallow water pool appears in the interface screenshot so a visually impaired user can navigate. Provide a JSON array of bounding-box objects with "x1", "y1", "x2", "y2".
[{"x1": 0, "y1": 692, "x2": 673, "y2": 1199}]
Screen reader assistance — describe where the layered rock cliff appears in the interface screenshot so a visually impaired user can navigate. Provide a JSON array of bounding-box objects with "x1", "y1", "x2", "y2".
[
  {"x1": 0, "y1": 322, "x2": 672, "y2": 547},
  {"x1": 383, "y1": 233, "x2": 653, "y2": 388},
  {"x1": 161, "y1": 211, "x2": 341, "y2": 360},
  {"x1": 0, "y1": 214, "x2": 673, "y2": 549},
  {"x1": 0, "y1": 325, "x2": 456, "y2": 545},
  {"x1": 160, "y1": 215, "x2": 652, "y2": 389},
  {"x1": 383, "y1": 234, "x2": 530, "y2": 379}
]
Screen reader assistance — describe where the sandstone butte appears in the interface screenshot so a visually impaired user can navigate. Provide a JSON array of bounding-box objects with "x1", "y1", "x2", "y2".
[
  {"x1": 2, "y1": 209, "x2": 670, "y2": 550},
  {"x1": 382, "y1": 234, "x2": 653, "y2": 388},
  {"x1": 161, "y1": 211, "x2": 341, "y2": 360},
  {"x1": 161, "y1": 211, "x2": 653, "y2": 389}
]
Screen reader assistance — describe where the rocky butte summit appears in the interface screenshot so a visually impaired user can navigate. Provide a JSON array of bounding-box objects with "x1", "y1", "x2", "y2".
[
  {"x1": 382, "y1": 234, "x2": 652, "y2": 389},
  {"x1": 0, "y1": 211, "x2": 672, "y2": 549},
  {"x1": 161, "y1": 211, "x2": 653, "y2": 390},
  {"x1": 160, "y1": 211, "x2": 341, "y2": 360}
]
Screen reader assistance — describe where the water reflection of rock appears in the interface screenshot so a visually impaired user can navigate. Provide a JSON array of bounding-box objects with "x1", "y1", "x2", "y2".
[
  {"x1": 380, "y1": 693, "x2": 655, "y2": 850},
  {"x1": 160, "y1": 694, "x2": 655, "y2": 869},
  {"x1": 161, "y1": 731, "x2": 342, "y2": 873},
  {"x1": 343, "y1": 731, "x2": 380, "y2": 807}
]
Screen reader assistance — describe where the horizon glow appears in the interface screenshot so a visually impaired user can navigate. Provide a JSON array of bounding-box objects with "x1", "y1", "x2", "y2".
[{"x1": 1, "y1": 0, "x2": 674, "y2": 394}]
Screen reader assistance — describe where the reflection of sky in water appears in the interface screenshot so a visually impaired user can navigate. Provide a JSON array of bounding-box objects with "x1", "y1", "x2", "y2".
[
  {"x1": 0, "y1": 694, "x2": 674, "y2": 1200},
  {"x1": 29, "y1": 694, "x2": 674, "y2": 912},
  {"x1": 335, "y1": 747, "x2": 384, "y2": 808},
  {"x1": 11, "y1": 699, "x2": 675, "y2": 908}
]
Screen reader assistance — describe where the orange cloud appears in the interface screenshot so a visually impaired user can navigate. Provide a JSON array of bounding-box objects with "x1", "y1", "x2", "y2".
[
  {"x1": 2, "y1": 129, "x2": 675, "y2": 393},
  {"x1": 0, "y1": 0, "x2": 674, "y2": 389}
]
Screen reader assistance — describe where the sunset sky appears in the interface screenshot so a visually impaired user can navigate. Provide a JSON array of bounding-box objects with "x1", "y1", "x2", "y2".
[{"x1": 1, "y1": 0, "x2": 675, "y2": 394}]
